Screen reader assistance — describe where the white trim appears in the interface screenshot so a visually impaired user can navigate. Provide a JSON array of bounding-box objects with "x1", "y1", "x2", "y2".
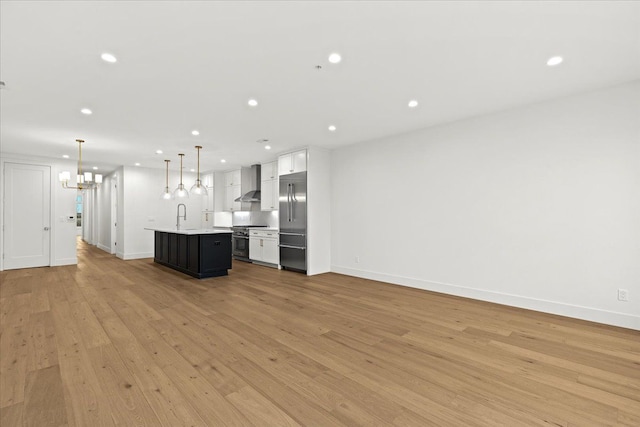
[
  {"x1": 122, "y1": 252, "x2": 153, "y2": 260},
  {"x1": 331, "y1": 265, "x2": 640, "y2": 331},
  {"x1": 116, "y1": 251, "x2": 125, "y2": 260},
  {"x1": 97, "y1": 243, "x2": 111, "y2": 253},
  {"x1": 52, "y1": 257, "x2": 78, "y2": 267}
]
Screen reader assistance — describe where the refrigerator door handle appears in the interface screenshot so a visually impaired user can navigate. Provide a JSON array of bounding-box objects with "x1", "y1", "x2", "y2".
[
  {"x1": 290, "y1": 183, "x2": 295, "y2": 221},
  {"x1": 287, "y1": 183, "x2": 292, "y2": 222},
  {"x1": 279, "y1": 244, "x2": 306, "y2": 250}
]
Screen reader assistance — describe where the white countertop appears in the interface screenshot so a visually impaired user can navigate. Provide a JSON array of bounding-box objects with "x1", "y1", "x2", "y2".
[
  {"x1": 248, "y1": 227, "x2": 279, "y2": 231},
  {"x1": 144, "y1": 227, "x2": 232, "y2": 235}
]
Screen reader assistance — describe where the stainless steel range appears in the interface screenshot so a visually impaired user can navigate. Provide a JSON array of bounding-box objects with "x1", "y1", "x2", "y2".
[{"x1": 231, "y1": 225, "x2": 267, "y2": 262}]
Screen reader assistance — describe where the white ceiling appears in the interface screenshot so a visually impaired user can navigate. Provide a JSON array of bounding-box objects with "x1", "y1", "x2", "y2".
[{"x1": 1, "y1": 1, "x2": 639, "y2": 174}]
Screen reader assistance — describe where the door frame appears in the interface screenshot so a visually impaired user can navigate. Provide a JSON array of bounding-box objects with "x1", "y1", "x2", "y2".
[
  {"x1": 110, "y1": 175, "x2": 117, "y2": 254},
  {"x1": 1, "y1": 158, "x2": 54, "y2": 271}
]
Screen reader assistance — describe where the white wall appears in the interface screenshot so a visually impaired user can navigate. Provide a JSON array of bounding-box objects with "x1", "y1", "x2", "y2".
[
  {"x1": 0, "y1": 153, "x2": 78, "y2": 269},
  {"x1": 119, "y1": 166, "x2": 203, "y2": 260},
  {"x1": 331, "y1": 81, "x2": 640, "y2": 330},
  {"x1": 307, "y1": 146, "x2": 332, "y2": 275}
]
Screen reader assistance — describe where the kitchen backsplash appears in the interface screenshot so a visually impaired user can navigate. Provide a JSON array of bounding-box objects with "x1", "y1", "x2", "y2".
[{"x1": 232, "y1": 210, "x2": 279, "y2": 228}]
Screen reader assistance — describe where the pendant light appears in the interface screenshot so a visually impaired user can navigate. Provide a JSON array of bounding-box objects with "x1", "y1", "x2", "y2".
[
  {"x1": 190, "y1": 145, "x2": 208, "y2": 196},
  {"x1": 173, "y1": 153, "x2": 189, "y2": 198},
  {"x1": 160, "y1": 159, "x2": 174, "y2": 200}
]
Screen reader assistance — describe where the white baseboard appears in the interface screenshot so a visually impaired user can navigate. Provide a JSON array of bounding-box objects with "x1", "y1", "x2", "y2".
[
  {"x1": 52, "y1": 257, "x2": 78, "y2": 266},
  {"x1": 116, "y1": 251, "x2": 125, "y2": 260},
  {"x1": 97, "y1": 243, "x2": 111, "y2": 253},
  {"x1": 331, "y1": 265, "x2": 640, "y2": 331},
  {"x1": 122, "y1": 252, "x2": 153, "y2": 260}
]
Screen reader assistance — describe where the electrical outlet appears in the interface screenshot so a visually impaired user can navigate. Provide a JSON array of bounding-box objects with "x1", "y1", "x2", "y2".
[
  {"x1": 355, "y1": 256, "x2": 360, "y2": 264},
  {"x1": 617, "y1": 288, "x2": 629, "y2": 302}
]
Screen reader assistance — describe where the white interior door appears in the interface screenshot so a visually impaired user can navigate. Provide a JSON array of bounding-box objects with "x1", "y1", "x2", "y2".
[{"x1": 3, "y1": 163, "x2": 51, "y2": 269}]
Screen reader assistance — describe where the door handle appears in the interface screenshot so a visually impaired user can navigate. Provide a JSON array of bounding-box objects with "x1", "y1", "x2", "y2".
[
  {"x1": 44, "y1": 227, "x2": 50, "y2": 231},
  {"x1": 287, "y1": 183, "x2": 292, "y2": 222},
  {"x1": 279, "y1": 244, "x2": 306, "y2": 250},
  {"x1": 290, "y1": 183, "x2": 295, "y2": 222}
]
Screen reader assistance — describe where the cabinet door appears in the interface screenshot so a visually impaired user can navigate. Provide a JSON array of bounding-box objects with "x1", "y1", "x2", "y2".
[
  {"x1": 261, "y1": 180, "x2": 277, "y2": 211},
  {"x1": 187, "y1": 235, "x2": 200, "y2": 273},
  {"x1": 263, "y1": 238, "x2": 279, "y2": 265},
  {"x1": 278, "y1": 154, "x2": 293, "y2": 176},
  {"x1": 261, "y1": 161, "x2": 277, "y2": 181},
  {"x1": 225, "y1": 170, "x2": 241, "y2": 187},
  {"x1": 177, "y1": 234, "x2": 188, "y2": 268},
  {"x1": 292, "y1": 149, "x2": 307, "y2": 173},
  {"x1": 203, "y1": 173, "x2": 214, "y2": 189},
  {"x1": 203, "y1": 189, "x2": 215, "y2": 212},
  {"x1": 224, "y1": 185, "x2": 241, "y2": 211},
  {"x1": 249, "y1": 237, "x2": 262, "y2": 261},
  {"x1": 231, "y1": 185, "x2": 241, "y2": 211}
]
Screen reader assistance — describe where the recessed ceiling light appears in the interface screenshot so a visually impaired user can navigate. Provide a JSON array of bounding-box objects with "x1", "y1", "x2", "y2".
[
  {"x1": 80, "y1": 108, "x2": 92, "y2": 115},
  {"x1": 221, "y1": 159, "x2": 226, "y2": 163},
  {"x1": 92, "y1": 166, "x2": 98, "y2": 170},
  {"x1": 328, "y1": 125, "x2": 337, "y2": 132},
  {"x1": 156, "y1": 150, "x2": 163, "y2": 154},
  {"x1": 62, "y1": 154, "x2": 69, "y2": 159},
  {"x1": 546, "y1": 56, "x2": 563, "y2": 66},
  {"x1": 248, "y1": 99, "x2": 258, "y2": 107},
  {"x1": 135, "y1": 163, "x2": 141, "y2": 166},
  {"x1": 265, "y1": 145, "x2": 271, "y2": 150},
  {"x1": 191, "y1": 130, "x2": 199, "y2": 136},
  {"x1": 189, "y1": 168, "x2": 195, "y2": 172},
  {"x1": 328, "y1": 53, "x2": 342, "y2": 64},
  {"x1": 408, "y1": 100, "x2": 419, "y2": 108},
  {"x1": 101, "y1": 53, "x2": 117, "y2": 63}
]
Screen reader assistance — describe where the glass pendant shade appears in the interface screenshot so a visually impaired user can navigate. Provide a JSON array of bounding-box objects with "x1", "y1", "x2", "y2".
[
  {"x1": 161, "y1": 187, "x2": 175, "y2": 200},
  {"x1": 160, "y1": 159, "x2": 175, "y2": 200},
  {"x1": 190, "y1": 179, "x2": 208, "y2": 196},
  {"x1": 173, "y1": 183, "x2": 189, "y2": 199},
  {"x1": 173, "y1": 154, "x2": 189, "y2": 198},
  {"x1": 190, "y1": 145, "x2": 208, "y2": 196}
]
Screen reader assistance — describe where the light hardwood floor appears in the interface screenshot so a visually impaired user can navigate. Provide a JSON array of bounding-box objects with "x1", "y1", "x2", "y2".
[{"x1": 1, "y1": 239, "x2": 639, "y2": 426}]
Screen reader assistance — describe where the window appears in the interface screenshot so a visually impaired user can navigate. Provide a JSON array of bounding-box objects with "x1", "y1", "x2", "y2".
[{"x1": 76, "y1": 194, "x2": 82, "y2": 227}]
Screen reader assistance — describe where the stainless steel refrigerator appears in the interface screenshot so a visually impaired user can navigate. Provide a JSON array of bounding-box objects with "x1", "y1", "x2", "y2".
[{"x1": 279, "y1": 171, "x2": 307, "y2": 272}]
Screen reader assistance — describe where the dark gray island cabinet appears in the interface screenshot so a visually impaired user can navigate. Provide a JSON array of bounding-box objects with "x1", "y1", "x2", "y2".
[{"x1": 147, "y1": 228, "x2": 232, "y2": 278}]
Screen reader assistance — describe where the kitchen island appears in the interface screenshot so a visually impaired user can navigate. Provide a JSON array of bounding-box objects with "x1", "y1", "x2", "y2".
[{"x1": 145, "y1": 228, "x2": 232, "y2": 278}]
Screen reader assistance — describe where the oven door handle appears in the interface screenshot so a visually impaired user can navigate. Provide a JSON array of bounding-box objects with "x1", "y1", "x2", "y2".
[{"x1": 234, "y1": 236, "x2": 249, "y2": 240}]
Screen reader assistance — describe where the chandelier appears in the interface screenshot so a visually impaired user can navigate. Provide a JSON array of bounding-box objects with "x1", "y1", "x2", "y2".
[{"x1": 59, "y1": 139, "x2": 102, "y2": 190}]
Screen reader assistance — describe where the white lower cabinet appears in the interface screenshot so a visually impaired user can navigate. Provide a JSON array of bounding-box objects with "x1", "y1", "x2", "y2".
[{"x1": 249, "y1": 229, "x2": 279, "y2": 266}]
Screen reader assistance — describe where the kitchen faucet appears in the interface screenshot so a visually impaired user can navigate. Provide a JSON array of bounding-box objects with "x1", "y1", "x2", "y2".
[{"x1": 176, "y1": 203, "x2": 186, "y2": 230}]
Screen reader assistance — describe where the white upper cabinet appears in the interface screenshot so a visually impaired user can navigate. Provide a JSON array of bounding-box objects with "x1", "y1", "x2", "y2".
[
  {"x1": 223, "y1": 169, "x2": 242, "y2": 211},
  {"x1": 225, "y1": 169, "x2": 241, "y2": 187},
  {"x1": 224, "y1": 185, "x2": 242, "y2": 212},
  {"x1": 202, "y1": 173, "x2": 214, "y2": 212},
  {"x1": 261, "y1": 160, "x2": 278, "y2": 211},
  {"x1": 278, "y1": 149, "x2": 307, "y2": 176},
  {"x1": 261, "y1": 161, "x2": 278, "y2": 181},
  {"x1": 261, "y1": 179, "x2": 277, "y2": 211}
]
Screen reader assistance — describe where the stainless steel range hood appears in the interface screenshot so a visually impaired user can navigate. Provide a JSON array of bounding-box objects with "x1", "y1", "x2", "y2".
[{"x1": 235, "y1": 164, "x2": 261, "y2": 203}]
